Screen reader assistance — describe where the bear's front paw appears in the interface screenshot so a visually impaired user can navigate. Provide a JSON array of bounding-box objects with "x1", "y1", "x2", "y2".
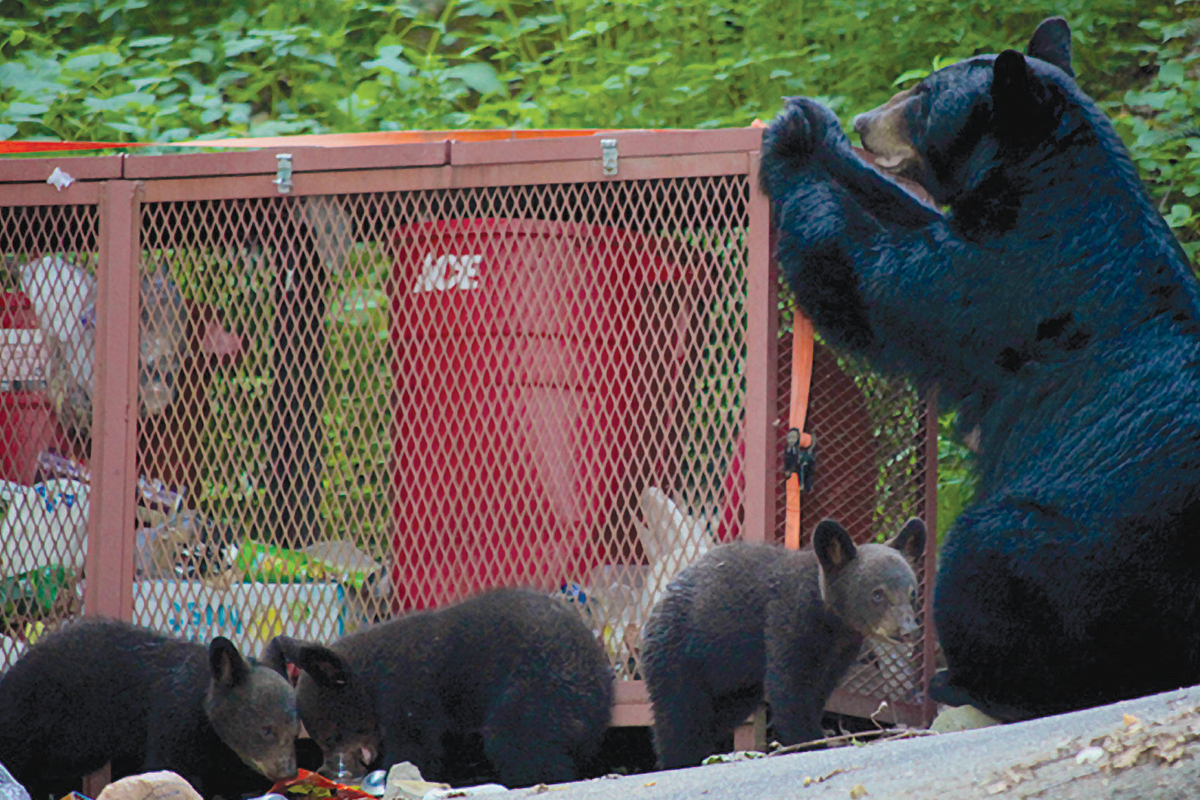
[
  {"x1": 766, "y1": 98, "x2": 848, "y2": 158},
  {"x1": 760, "y1": 98, "x2": 851, "y2": 196}
]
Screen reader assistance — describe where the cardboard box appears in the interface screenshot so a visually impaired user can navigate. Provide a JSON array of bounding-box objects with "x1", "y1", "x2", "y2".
[{"x1": 133, "y1": 580, "x2": 346, "y2": 653}]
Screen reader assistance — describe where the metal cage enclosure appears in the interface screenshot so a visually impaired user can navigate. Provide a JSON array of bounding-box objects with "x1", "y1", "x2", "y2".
[{"x1": 0, "y1": 129, "x2": 937, "y2": 737}]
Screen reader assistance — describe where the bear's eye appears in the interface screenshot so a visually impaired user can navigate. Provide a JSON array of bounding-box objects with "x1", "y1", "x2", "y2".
[
  {"x1": 261, "y1": 725, "x2": 275, "y2": 740},
  {"x1": 871, "y1": 588, "x2": 886, "y2": 604}
]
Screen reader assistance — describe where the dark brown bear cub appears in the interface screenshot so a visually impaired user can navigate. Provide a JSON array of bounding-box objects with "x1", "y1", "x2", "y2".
[
  {"x1": 640, "y1": 518, "x2": 924, "y2": 769},
  {"x1": 0, "y1": 619, "x2": 301, "y2": 800},
  {"x1": 264, "y1": 587, "x2": 613, "y2": 788}
]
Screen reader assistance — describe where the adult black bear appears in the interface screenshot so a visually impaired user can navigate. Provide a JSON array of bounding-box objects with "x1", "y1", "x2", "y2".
[
  {"x1": 640, "y1": 518, "x2": 924, "y2": 768},
  {"x1": 264, "y1": 587, "x2": 613, "y2": 788},
  {"x1": 0, "y1": 619, "x2": 301, "y2": 800},
  {"x1": 760, "y1": 17, "x2": 1200, "y2": 721}
]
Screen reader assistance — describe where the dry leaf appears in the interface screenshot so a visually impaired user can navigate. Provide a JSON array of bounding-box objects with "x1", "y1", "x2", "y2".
[
  {"x1": 849, "y1": 785, "x2": 868, "y2": 799},
  {"x1": 1111, "y1": 745, "x2": 1146, "y2": 770}
]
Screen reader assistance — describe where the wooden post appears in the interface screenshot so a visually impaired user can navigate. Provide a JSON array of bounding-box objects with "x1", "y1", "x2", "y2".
[
  {"x1": 742, "y1": 149, "x2": 779, "y2": 546},
  {"x1": 84, "y1": 180, "x2": 141, "y2": 622}
]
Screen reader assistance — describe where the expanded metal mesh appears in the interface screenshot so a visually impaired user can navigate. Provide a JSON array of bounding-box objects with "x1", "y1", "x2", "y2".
[
  {"x1": 0, "y1": 204, "x2": 96, "y2": 667},
  {"x1": 123, "y1": 178, "x2": 750, "y2": 668},
  {"x1": 775, "y1": 319, "x2": 932, "y2": 714},
  {"x1": 0, "y1": 152, "x2": 931, "y2": 728}
]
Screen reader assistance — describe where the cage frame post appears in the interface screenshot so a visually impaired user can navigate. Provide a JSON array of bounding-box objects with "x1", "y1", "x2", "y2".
[{"x1": 84, "y1": 179, "x2": 141, "y2": 621}]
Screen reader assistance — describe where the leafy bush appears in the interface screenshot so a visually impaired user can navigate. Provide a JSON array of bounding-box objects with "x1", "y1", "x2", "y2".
[
  {"x1": 1, "y1": 0, "x2": 1196, "y2": 544},
  {"x1": 2, "y1": 0, "x2": 1193, "y2": 258},
  {"x1": 1109, "y1": 14, "x2": 1200, "y2": 262}
]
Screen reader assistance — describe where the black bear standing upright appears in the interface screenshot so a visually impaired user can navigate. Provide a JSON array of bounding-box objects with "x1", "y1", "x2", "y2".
[
  {"x1": 0, "y1": 619, "x2": 301, "y2": 800},
  {"x1": 759, "y1": 17, "x2": 1200, "y2": 720},
  {"x1": 640, "y1": 518, "x2": 925, "y2": 768},
  {"x1": 264, "y1": 587, "x2": 613, "y2": 788}
]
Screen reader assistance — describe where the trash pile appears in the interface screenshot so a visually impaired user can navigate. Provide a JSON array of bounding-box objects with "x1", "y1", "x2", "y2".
[
  {"x1": 21, "y1": 256, "x2": 186, "y2": 434},
  {"x1": 267, "y1": 763, "x2": 508, "y2": 800}
]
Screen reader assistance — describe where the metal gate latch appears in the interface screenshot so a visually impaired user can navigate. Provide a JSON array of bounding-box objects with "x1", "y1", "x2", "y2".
[
  {"x1": 274, "y1": 153, "x2": 293, "y2": 194},
  {"x1": 601, "y1": 139, "x2": 618, "y2": 176},
  {"x1": 783, "y1": 428, "x2": 816, "y2": 493}
]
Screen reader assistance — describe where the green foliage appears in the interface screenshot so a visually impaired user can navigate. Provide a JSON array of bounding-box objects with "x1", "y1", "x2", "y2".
[
  {"x1": 0, "y1": 2, "x2": 1185, "y2": 135},
  {"x1": 935, "y1": 412, "x2": 976, "y2": 544},
  {"x1": 2, "y1": 0, "x2": 1196, "y2": 545},
  {"x1": 1109, "y1": 15, "x2": 1200, "y2": 262},
  {"x1": 3, "y1": 0, "x2": 1195, "y2": 263},
  {"x1": 2, "y1": 0, "x2": 1193, "y2": 261}
]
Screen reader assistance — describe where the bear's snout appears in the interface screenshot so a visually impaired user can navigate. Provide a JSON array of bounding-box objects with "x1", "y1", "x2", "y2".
[{"x1": 853, "y1": 89, "x2": 923, "y2": 175}]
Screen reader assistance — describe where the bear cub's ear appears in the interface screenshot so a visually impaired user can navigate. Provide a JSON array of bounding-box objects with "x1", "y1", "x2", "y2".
[
  {"x1": 1026, "y1": 16, "x2": 1073, "y2": 77},
  {"x1": 885, "y1": 518, "x2": 926, "y2": 564},
  {"x1": 264, "y1": 635, "x2": 352, "y2": 689},
  {"x1": 814, "y1": 519, "x2": 858, "y2": 576},
  {"x1": 210, "y1": 636, "x2": 252, "y2": 689}
]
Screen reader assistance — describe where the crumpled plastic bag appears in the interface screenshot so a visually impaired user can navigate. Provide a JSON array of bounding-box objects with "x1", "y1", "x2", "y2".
[
  {"x1": 0, "y1": 759, "x2": 31, "y2": 800},
  {"x1": 136, "y1": 509, "x2": 241, "y2": 584},
  {"x1": 269, "y1": 768, "x2": 373, "y2": 800}
]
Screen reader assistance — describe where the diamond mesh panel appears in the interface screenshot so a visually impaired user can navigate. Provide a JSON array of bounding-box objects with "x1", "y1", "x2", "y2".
[
  {"x1": 775, "y1": 314, "x2": 933, "y2": 715},
  {"x1": 127, "y1": 178, "x2": 750, "y2": 670},
  {"x1": 0, "y1": 204, "x2": 96, "y2": 668},
  {"x1": 0, "y1": 155, "x2": 934, "y2": 729}
]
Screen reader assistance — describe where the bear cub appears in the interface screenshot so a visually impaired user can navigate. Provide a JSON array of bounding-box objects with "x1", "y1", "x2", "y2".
[
  {"x1": 0, "y1": 619, "x2": 301, "y2": 800},
  {"x1": 641, "y1": 518, "x2": 924, "y2": 769},
  {"x1": 264, "y1": 587, "x2": 614, "y2": 788}
]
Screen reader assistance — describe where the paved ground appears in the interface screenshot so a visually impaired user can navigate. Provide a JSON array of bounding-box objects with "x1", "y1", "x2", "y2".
[{"x1": 511, "y1": 685, "x2": 1200, "y2": 799}]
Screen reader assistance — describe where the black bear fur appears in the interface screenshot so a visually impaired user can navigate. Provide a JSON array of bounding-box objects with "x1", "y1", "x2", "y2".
[
  {"x1": 640, "y1": 518, "x2": 924, "y2": 768},
  {"x1": 759, "y1": 17, "x2": 1200, "y2": 720},
  {"x1": 263, "y1": 587, "x2": 613, "y2": 788},
  {"x1": 0, "y1": 619, "x2": 300, "y2": 800}
]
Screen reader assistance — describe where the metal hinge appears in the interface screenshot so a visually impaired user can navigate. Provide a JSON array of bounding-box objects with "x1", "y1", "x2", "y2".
[
  {"x1": 274, "y1": 153, "x2": 294, "y2": 194},
  {"x1": 601, "y1": 138, "x2": 618, "y2": 176}
]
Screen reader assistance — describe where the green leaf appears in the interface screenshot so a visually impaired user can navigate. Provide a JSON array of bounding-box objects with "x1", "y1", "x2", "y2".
[
  {"x1": 63, "y1": 52, "x2": 123, "y2": 72},
  {"x1": 44, "y1": 2, "x2": 90, "y2": 19},
  {"x1": 893, "y1": 68, "x2": 929, "y2": 86},
  {"x1": 626, "y1": 65, "x2": 649, "y2": 77},
  {"x1": 225, "y1": 37, "x2": 266, "y2": 57},
  {"x1": 130, "y1": 36, "x2": 175, "y2": 48},
  {"x1": 444, "y1": 63, "x2": 504, "y2": 94},
  {"x1": 1157, "y1": 61, "x2": 1185, "y2": 85},
  {"x1": 363, "y1": 44, "x2": 412, "y2": 75},
  {"x1": 0, "y1": 124, "x2": 17, "y2": 140},
  {"x1": 459, "y1": 1, "x2": 495, "y2": 17},
  {"x1": 5, "y1": 101, "x2": 51, "y2": 117},
  {"x1": 83, "y1": 92, "x2": 157, "y2": 112},
  {"x1": 1166, "y1": 203, "x2": 1194, "y2": 226}
]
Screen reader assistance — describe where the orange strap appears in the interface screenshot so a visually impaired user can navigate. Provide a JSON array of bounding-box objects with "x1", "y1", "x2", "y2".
[{"x1": 784, "y1": 312, "x2": 815, "y2": 549}]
